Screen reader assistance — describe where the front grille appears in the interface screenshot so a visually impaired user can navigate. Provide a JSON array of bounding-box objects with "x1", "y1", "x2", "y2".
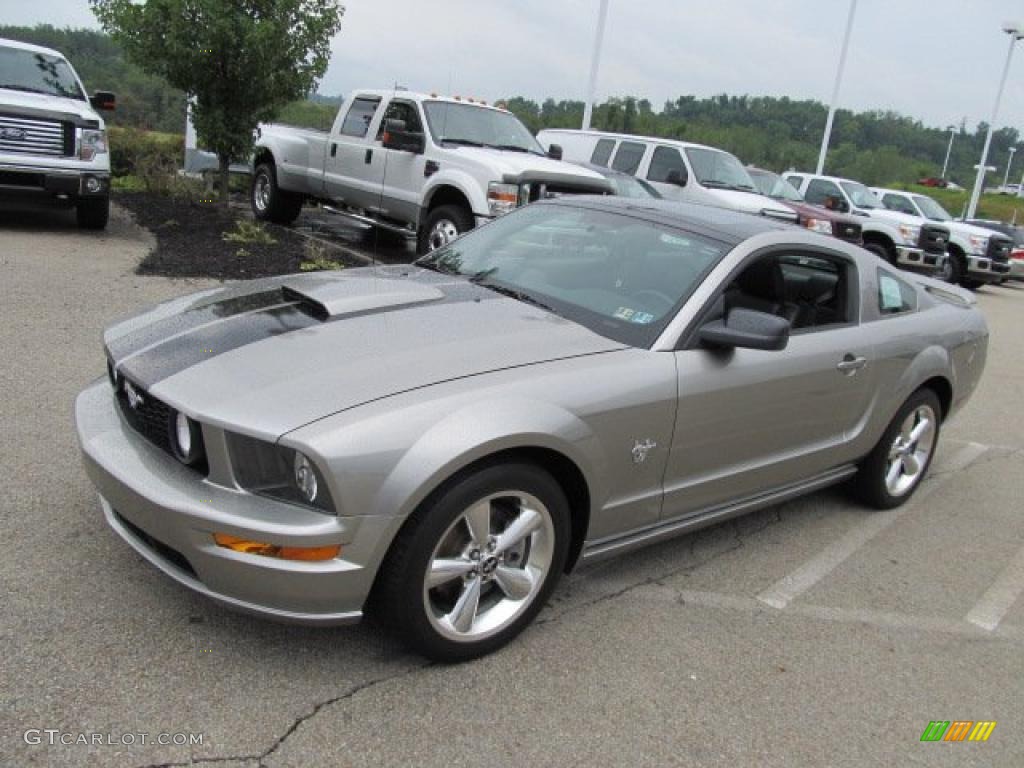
[
  {"x1": 0, "y1": 170, "x2": 44, "y2": 188},
  {"x1": 0, "y1": 114, "x2": 69, "y2": 157},
  {"x1": 987, "y1": 236, "x2": 1012, "y2": 264},
  {"x1": 832, "y1": 221, "x2": 862, "y2": 243},
  {"x1": 116, "y1": 379, "x2": 175, "y2": 454},
  {"x1": 113, "y1": 510, "x2": 198, "y2": 579},
  {"x1": 918, "y1": 224, "x2": 950, "y2": 254}
]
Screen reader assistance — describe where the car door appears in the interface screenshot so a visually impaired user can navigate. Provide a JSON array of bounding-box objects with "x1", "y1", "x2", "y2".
[
  {"x1": 324, "y1": 95, "x2": 387, "y2": 210},
  {"x1": 661, "y1": 247, "x2": 875, "y2": 519},
  {"x1": 374, "y1": 98, "x2": 428, "y2": 223}
]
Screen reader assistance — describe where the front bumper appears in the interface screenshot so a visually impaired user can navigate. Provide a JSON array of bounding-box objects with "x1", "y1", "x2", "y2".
[
  {"x1": 1009, "y1": 259, "x2": 1024, "y2": 281},
  {"x1": 0, "y1": 162, "x2": 109, "y2": 209},
  {"x1": 895, "y1": 246, "x2": 946, "y2": 275},
  {"x1": 965, "y1": 254, "x2": 1011, "y2": 284},
  {"x1": 75, "y1": 378, "x2": 403, "y2": 625}
]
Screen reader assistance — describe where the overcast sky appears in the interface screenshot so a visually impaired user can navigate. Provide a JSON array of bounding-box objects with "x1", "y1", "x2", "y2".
[{"x1": 7, "y1": 0, "x2": 1024, "y2": 134}]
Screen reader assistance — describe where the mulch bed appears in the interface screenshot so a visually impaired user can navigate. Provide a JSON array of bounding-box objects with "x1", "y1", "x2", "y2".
[{"x1": 116, "y1": 191, "x2": 371, "y2": 280}]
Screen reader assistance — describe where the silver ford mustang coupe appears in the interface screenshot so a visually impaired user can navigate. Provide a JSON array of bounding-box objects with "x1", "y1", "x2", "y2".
[{"x1": 76, "y1": 197, "x2": 988, "y2": 660}]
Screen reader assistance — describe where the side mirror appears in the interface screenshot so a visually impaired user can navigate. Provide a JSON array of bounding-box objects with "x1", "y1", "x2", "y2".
[
  {"x1": 547, "y1": 143, "x2": 563, "y2": 160},
  {"x1": 824, "y1": 194, "x2": 848, "y2": 213},
  {"x1": 90, "y1": 91, "x2": 116, "y2": 111},
  {"x1": 666, "y1": 169, "x2": 687, "y2": 187},
  {"x1": 381, "y1": 118, "x2": 425, "y2": 153},
  {"x1": 699, "y1": 308, "x2": 790, "y2": 351}
]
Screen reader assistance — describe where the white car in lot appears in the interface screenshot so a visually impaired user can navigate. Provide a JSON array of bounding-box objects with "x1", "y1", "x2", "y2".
[
  {"x1": 252, "y1": 90, "x2": 610, "y2": 253},
  {"x1": 784, "y1": 173, "x2": 949, "y2": 277},
  {"x1": 871, "y1": 187, "x2": 1013, "y2": 287},
  {"x1": 0, "y1": 37, "x2": 115, "y2": 228},
  {"x1": 535, "y1": 128, "x2": 797, "y2": 221}
]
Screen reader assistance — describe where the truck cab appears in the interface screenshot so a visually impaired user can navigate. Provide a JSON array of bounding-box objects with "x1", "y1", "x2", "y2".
[
  {"x1": 871, "y1": 187, "x2": 1012, "y2": 288},
  {"x1": 783, "y1": 173, "x2": 949, "y2": 277}
]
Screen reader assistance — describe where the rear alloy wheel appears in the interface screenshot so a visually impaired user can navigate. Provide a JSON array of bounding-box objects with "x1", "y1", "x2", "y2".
[
  {"x1": 418, "y1": 204, "x2": 474, "y2": 255},
  {"x1": 251, "y1": 162, "x2": 304, "y2": 225},
  {"x1": 374, "y1": 463, "x2": 569, "y2": 661},
  {"x1": 853, "y1": 389, "x2": 941, "y2": 509}
]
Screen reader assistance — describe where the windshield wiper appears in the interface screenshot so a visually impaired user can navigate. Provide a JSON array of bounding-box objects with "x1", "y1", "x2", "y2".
[
  {"x1": 0, "y1": 84, "x2": 51, "y2": 95},
  {"x1": 438, "y1": 138, "x2": 485, "y2": 148},
  {"x1": 414, "y1": 259, "x2": 458, "y2": 275},
  {"x1": 470, "y1": 274, "x2": 558, "y2": 315},
  {"x1": 490, "y1": 144, "x2": 545, "y2": 156}
]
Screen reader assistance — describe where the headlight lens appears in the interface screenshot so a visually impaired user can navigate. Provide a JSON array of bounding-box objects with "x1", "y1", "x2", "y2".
[
  {"x1": 803, "y1": 218, "x2": 833, "y2": 235},
  {"x1": 79, "y1": 129, "x2": 108, "y2": 161},
  {"x1": 487, "y1": 182, "x2": 519, "y2": 217},
  {"x1": 968, "y1": 235, "x2": 988, "y2": 255},
  {"x1": 170, "y1": 411, "x2": 205, "y2": 466},
  {"x1": 226, "y1": 432, "x2": 335, "y2": 514},
  {"x1": 897, "y1": 224, "x2": 921, "y2": 245}
]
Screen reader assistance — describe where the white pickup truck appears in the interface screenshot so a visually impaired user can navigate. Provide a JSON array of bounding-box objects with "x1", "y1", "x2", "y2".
[
  {"x1": 871, "y1": 187, "x2": 1013, "y2": 288},
  {"x1": 251, "y1": 89, "x2": 611, "y2": 253},
  {"x1": 0, "y1": 37, "x2": 115, "y2": 229},
  {"x1": 783, "y1": 173, "x2": 950, "y2": 277}
]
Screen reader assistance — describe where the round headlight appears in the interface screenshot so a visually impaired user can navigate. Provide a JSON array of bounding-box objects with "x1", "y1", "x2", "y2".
[
  {"x1": 293, "y1": 451, "x2": 318, "y2": 503},
  {"x1": 170, "y1": 411, "x2": 204, "y2": 466}
]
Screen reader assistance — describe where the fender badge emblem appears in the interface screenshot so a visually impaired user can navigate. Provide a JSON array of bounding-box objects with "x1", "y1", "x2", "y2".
[
  {"x1": 124, "y1": 381, "x2": 144, "y2": 410},
  {"x1": 631, "y1": 439, "x2": 657, "y2": 465}
]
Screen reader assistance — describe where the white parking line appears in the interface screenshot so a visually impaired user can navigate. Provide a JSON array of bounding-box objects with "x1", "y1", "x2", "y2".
[
  {"x1": 966, "y1": 545, "x2": 1024, "y2": 631},
  {"x1": 756, "y1": 441, "x2": 990, "y2": 610}
]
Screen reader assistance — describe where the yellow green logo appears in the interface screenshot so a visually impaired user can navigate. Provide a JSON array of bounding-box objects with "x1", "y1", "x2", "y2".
[{"x1": 920, "y1": 721, "x2": 996, "y2": 742}]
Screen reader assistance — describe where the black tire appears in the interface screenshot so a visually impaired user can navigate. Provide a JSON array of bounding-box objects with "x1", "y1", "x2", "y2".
[
  {"x1": 948, "y1": 249, "x2": 970, "y2": 287},
  {"x1": 863, "y1": 241, "x2": 894, "y2": 266},
  {"x1": 372, "y1": 462, "x2": 570, "y2": 662},
  {"x1": 251, "y1": 162, "x2": 304, "y2": 225},
  {"x1": 852, "y1": 388, "x2": 942, "y2": 510},
  {"x1": 76, "y1": 195, "x2": 109, "y2": 230},
  {"x1": 417, "y1": 204, "x2": 474, "y2": 255}
]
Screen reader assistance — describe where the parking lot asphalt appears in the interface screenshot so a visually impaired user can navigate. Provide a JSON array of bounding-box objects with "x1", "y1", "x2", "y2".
[{"x1": 2, "y1": 204, "x2": 1023, "y2": 768}]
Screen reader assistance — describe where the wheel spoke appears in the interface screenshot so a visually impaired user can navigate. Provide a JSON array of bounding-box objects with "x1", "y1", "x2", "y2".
[
  {"x1": 445, "y1": 577, "x2": 481, "y2": 633},
  {"x1": 494, "y1": 564, "x2": 535, "y2": 600},
  {"x1": 494, "y1": 506, "x2": 543, "y2": 553},
  {"x1": 885, "y1": 458, "x2": 904, "y2": 489},
  {"x1": 900, "y1": 414, "x2": 915, "y2": 441},
  {"x1": 463, "y1": 501, "x2": 492, "y2": 548},
  {"x1": 427, "y1": 557, "x2": 475, "y2": 589},
  {"x1": 903, "y1": 452, "x2": 922, "y2": 476},
  {"x1": 908, "y1": 417, "x2": 931, "y2": 445}
]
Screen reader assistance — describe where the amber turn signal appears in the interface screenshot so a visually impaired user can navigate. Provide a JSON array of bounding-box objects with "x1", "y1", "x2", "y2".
[{"x1": 213, "y1": 533, "x2": 340, "y2": 562}]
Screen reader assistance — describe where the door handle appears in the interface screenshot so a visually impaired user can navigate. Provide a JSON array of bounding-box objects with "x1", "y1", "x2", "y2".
[
  {"x1": 330, "y1": 143, "x2": 337, "y2": 158},
  {"x1": 836, "y1": 355, "x2": 867, "y2": 375},
  {"x1": 364, "y1": 148, "x2": 373, "y2": 164}
]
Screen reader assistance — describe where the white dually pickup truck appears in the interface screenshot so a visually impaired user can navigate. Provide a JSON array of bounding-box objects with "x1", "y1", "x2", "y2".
[
  {"x1": 251, "y1": 89, "x2": 611, "y2": 253},
  {"x1": 0, "y1": 37, "x2": 116, "y2": 229}
]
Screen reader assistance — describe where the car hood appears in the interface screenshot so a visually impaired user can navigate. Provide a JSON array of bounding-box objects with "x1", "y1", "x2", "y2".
[
  {"x1": 703, "y1": 187, "x2": 797, "y2": 220},
  {"x1": 947, "y1": 220, "x2": 1008, "y2": 241},
  {"x1": 859, "y1": 207, "x2": 922, "y2": 227},
  {"x1": 104, "y1": 267, "x2": 627, "y2": 440},
  {"x1": 0, "y1": 88, "x2": 103, "y2": 126},
  {"x1": 450, "y1": 147, "x2": 611, "y2": 189}
]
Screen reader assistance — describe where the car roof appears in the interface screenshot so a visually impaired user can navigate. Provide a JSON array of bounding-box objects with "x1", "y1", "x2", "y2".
[
  {"x1": 536, "y1": 195, "x2": 793, "y2": 245},
  {"x1": 538, "y1": 128, "x2": 725, "y2": 154},
  {"x1": 786, "y1": 172, "x2": 865, "y2": 186},
  {"x1": 0, "y1": 37, "x2": 65, "y2": 58},
  {"x1": 351, "y1": 89, "x2": 510, "y2": 112}
]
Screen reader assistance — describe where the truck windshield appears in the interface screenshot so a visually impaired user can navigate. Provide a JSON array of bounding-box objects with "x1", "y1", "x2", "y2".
[
  {"x1": 0, "y1": 46, "x2": 84, "y2": 100},
  {"x1": 749, "y1": 169, "x2": 803, "y2": 202},
  {"x1": 912, "y1": 194, "x2": 953, "y2": 221},
  {"x1": 840, "y1": 181, "x2": 882, "y2": 209},
  {"x1": 423, "y1": 101, "x2": 544, "y2": 155},
  {"x1": 684, "y1": 148, "x2": 757, "y2": 191}
]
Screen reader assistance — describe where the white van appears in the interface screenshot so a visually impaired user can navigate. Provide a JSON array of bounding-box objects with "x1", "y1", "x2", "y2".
[{"x1": 536, "y1": 128, "x2": 796, "y2": 221}]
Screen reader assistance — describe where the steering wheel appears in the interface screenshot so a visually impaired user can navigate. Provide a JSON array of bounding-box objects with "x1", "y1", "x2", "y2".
[{"x1": 630, "y1": 289, "x2": 675, "y2": 314}]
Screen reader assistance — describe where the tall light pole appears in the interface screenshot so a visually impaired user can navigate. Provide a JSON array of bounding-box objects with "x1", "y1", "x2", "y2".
[
  {"x1": 1003, "y1": 146, "x2": 1018, "y2": 189},
  {"x1": 966, "y1": 22, "x2": 1023, "y2": 219},
  {"x1": 582, "y1": 0, "x2": 610, "y2": 130},
  {"x1": 816, "y1": 0, "x2": 859, "y2": 175},
  {"x1": 940, "y1": 125, "x2": 957, "y2": 179}
]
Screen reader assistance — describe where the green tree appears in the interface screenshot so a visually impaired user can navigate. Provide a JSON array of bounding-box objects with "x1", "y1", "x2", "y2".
[{"x1": 90, "y1": 0, "x2": 344, "y2": 203}]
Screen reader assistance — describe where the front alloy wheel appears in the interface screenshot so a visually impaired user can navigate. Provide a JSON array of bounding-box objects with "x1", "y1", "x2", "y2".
[{"x1": 883, "y1": 405, "x2": 937, "y2": 497}]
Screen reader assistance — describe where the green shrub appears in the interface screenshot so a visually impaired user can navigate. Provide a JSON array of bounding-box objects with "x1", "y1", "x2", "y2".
[{"x1": 222, "y1": 219, "x2": 276, "y2": 245}]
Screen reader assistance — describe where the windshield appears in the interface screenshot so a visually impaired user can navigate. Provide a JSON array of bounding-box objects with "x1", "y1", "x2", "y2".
[
  {"x1": 840, "y1": 181, "x2": 882, "y2": 209},
  {"x1": 416, "y1": 203, "x2": 727, "y2": 347},
  {"x1": 749, "y1": 169, "x2": 803, "y2": 202},
  {"x1": 0, "y1": 45, "x2": 84, "y2": 100},
  {"x1": 912, "y1": 194, "x2": 952, "y2": 221},
  {"x1": 606, "y1": 173, "x2": 661, "y2": 199},
  {"x1": 422, "y1": 101, "x2": 544, "y2": 155},
  {"x1": 684, "y1": 147, "x2": 757, "y2": 191}
]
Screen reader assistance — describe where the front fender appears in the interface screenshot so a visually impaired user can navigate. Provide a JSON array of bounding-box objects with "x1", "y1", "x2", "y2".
[{"x1": 423, "y1": 170, "x2": 488, "y2": 217}]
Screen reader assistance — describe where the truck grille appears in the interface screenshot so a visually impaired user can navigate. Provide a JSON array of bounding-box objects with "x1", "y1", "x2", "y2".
[
  {"x1": 986, "y1": 236, "x2": 1012, "y2": 263},
  {"x1": 0, "y1": 114, "x2": 71, "y2": 157},
  {"x1": 918, "y1": 224, "x2": 950, "y2": 254},
  {"x1": 831, "y1": 221, "x2": 862, "y2": 243}
]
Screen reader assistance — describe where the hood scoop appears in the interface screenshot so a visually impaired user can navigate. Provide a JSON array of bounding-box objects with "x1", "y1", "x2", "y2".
[{"x1": 281, "y1": 275, "x2": 444, "y2": 320}]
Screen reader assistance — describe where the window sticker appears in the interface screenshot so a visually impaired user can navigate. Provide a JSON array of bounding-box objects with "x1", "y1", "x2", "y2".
[
  {"x1": 613, "y1": 307, "x2": 636, "y2": 320},
  {"x1": 879, "y1": 275, "x2": 904, "y2": 311},
  {"x1": 632, "y1": 312, "x2": 655, "y2": 324}
]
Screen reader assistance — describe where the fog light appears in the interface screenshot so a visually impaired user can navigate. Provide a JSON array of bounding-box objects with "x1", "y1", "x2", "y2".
[
  {"x1": 85, "y1": 176, "x2": 102, "y2": 193},
  {"x1": 213, "y1": 533, "x2": 341, "y2": 561},
  {"x1": 294, "y1": 452, "x2": 318, "y2": 503},
  {"x1": 170, "y1": 411, "x2": 204, "y2": 466}
]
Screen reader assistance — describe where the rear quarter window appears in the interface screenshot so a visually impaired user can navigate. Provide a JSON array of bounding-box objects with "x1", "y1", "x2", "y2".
[
  {"x1": 590, "y1": 138, "x2": 615, "y2": 167},
  {"x1": 877, "y1": 270, "x2": 917, "y2": 315}
]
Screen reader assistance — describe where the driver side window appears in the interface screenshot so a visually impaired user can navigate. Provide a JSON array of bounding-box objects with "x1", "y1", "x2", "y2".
[{"x1": 376, "y1": 100, "x2": 423, "y2": 139}]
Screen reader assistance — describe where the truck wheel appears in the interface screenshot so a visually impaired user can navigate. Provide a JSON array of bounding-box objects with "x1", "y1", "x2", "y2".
[
  {"x1": 372, "y1": 462, "x2": 569, "y2": 661},
  {"x1": 251, "y1": 163, "x2": 304, "y2": 225},
  {"x1": 76, "y1": 195, "x2": 109, "y2": 230},
  {"x1": 418, "y1": 204, "x2": 474, "y2": 254}
]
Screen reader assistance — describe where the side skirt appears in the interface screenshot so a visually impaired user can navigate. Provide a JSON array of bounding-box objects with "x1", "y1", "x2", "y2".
[{"x1": 580, "y1": 464, "x2": 858, "y2": 564}]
